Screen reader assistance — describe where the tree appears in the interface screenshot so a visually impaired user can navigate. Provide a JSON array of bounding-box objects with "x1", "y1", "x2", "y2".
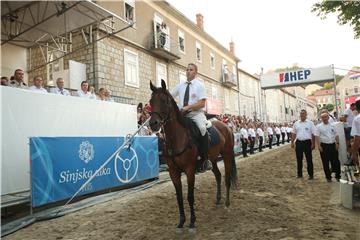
[
  {"x1": 326, "y1": 103, "x2": 334, "y2": 112},
  {"x1": 312, "y1": 1, "x2": 360, "y2": 39},
  {"x1": 323, "y1": 82, "x2": 333, "y2": 90}
]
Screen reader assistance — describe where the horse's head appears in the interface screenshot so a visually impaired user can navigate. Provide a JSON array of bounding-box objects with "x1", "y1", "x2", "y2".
[{"x1": 149, "y1": 79, "x2": 173, "y2": 132}]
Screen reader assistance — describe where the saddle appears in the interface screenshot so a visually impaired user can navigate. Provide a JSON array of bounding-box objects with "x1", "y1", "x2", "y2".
[{"x1": 187, "y1": 119, "x2": 220, "y2": 147}]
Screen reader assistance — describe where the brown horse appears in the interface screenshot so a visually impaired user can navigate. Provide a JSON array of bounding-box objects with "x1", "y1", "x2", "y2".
[{"x1": 149, "y1": 80, "x2": 237, "y2": 230}]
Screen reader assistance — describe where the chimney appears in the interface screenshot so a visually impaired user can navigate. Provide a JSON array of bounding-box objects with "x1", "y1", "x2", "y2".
[
  {"x1": 229, "y1": 40, "x2": 235, "y2": 55},
  {"x1": 196, "y1": 13, "x2": 204, "y2": 30}
]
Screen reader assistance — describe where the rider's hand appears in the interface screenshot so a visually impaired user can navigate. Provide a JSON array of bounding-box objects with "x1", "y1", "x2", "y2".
[{"x1": 181, "y1": 106, "x2": 190, "y2": 114}]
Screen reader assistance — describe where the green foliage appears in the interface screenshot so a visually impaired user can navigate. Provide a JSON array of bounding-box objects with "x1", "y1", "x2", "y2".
[
  {"x1": 335, "y1": 74, "x2": 344, "y2": 84},
  {"x1": 275, "y1": 65, "x2": 301, "y2": 72},
  {"x1": 326, "y1": 103, "x2": 334, "y2": 112},
  {"x1": 323, "y1": 82, "x2": 333, "y2": 90},
  {"x1": 312, "y1": 1, "x2": 360, "y2": 39}
]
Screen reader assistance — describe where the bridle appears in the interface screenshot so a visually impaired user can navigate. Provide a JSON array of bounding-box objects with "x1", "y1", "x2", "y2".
[
  {"x1": 149, "y1": 92, "x2": 193, "y2": 169},
  {"x1": 150, "y1": 110, "x2": 171, "y2": 127}
]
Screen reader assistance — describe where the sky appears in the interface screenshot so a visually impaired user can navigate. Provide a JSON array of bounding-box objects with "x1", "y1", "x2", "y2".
[{"x1": 167, "y1": 0, "x2": 360, "y2": 75}]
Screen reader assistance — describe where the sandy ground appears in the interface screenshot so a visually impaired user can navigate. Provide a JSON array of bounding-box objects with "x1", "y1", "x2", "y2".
[{"x1": 4, "y1": 145, "x2": 360, "y2": 240}]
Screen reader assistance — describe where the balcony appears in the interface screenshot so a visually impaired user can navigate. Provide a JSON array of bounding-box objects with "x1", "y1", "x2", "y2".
[
  {"x1": 149, "y1": 31, "x2": 180, "y2": 61},
  {"x1": 222, "y1": 68, "x2": 237, "y2": 87}
]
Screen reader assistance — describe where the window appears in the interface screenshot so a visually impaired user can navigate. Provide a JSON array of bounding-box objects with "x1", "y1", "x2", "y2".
[
  {"x1": 211, "y1": 84, "x2": 218, "y2": 99},
  {"x1": 210, "y1": 52, "x2": 215, "y2": 69},
  {"x1": 354, "y1": 87, "x2": 359, "y2": 94},
  {"x1": 178, "y1": 29, "x2": 185, "y2": 53},
  {"x1": 345, "y1": 88, "x2": 349, "y2": 95},
  {"x1": 124, "y1": 49, "x2": 139, "y2": 88},
  {"x1": 124, "y1": 0, "x2": 135, "y2": 23},
  {"x1": 196, "y1": 41, "x2": 202, "y2": 62}
]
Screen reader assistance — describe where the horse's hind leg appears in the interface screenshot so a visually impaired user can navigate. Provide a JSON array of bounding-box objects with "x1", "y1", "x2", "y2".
[
  {"x1": 211, "y1": 161, "x2": 222, "y2": 205},
  {"x1": 223, "y1": 153, "x2": 232, "y2": 208},
  {"x1": 186, "y1": 169, "x2": 196, "y2": 229},
  {"x1": 170, "y1": 169, "x2": 185, "y2": 228}
]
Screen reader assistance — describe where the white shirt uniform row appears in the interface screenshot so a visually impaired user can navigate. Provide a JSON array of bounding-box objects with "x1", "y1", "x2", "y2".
[
  {"x1": 274, "y1": 127, "x2": 281, "y2": 135},
  {"x1": 257, "y1": 128, "x2": 264, "y2": 137},
  {"x1": 240, "y1": 128, "x2": 248, "y2": 139},
  {"x1": 248, "y1": 128, "x2": 256, "y2": 138},
  {"x1": 292, "y1": 119, "x2": 316, "y2": 141},
  {"x1": 280, "y1": 127, "x2": 286, "y2": 133},
  {"x1": 314, "y1": 122, "x2": 338, "y2": 144},
  {"x1": 267, "y1": 127, "x2": 273, "y2": 135},
  {"x1": 286, "y1": 127, "x2": 293, "y2": 133}
]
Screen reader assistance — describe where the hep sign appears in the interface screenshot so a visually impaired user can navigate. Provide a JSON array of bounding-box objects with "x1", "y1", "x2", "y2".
[{"x1": 279, "y1": 70, "x2": 311, "y2": 83}]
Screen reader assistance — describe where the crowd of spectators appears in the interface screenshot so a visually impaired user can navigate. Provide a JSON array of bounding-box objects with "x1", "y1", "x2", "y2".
[{"x1": 1, "y1": 69, "x2": 114, "y2": 102}]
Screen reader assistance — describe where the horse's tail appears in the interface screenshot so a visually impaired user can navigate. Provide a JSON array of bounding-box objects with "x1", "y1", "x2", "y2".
[{"x1": 229, "y1": 131, "x2": 238, "y2": 189}]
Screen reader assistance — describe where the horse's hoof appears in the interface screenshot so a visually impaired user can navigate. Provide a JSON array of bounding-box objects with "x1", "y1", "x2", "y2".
[{"x1": 188, "y1": 227, "x2": 197, "y2": 233}]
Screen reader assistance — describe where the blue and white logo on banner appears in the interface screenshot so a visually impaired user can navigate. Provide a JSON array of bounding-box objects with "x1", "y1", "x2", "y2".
[{"x1": 30, "y1": 137, "x2": 159, "y2": 207}]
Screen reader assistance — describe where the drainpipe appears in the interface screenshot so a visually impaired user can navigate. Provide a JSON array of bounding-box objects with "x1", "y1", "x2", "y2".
[
  {"x1": 92, "y1": 26, "x2": 96, "y2": 88},
  {"x1": 236, "y1": 60, "x2": 241, "y2": 115}
]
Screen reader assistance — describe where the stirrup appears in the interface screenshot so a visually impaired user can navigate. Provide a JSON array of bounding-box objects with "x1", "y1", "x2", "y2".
[{"x1": 203, "y1": 160, "x2": 212, "y2": 171}]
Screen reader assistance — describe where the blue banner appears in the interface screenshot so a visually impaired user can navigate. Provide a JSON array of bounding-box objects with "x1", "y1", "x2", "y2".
[{"x1": 30, "y1": 137, "x2": 159, "y2": 207}]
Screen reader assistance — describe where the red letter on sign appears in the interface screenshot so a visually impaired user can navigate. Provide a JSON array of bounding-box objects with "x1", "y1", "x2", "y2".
[{"x1": 279, "y1": 73, "x2": 284, "y2": 82}]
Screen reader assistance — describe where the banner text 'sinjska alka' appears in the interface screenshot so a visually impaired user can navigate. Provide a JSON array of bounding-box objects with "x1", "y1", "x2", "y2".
[{"x1": 30, "y1": 137, "x2": 159, "y2": 207}]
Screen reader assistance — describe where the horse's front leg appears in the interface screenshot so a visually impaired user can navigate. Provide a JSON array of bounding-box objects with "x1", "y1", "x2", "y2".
[
  {"x1": 170, "y1": 168, "x2": 185, "y2": 228},
  {"x1": 186, "y1": 169, "x2": 196, "y2": 229}
]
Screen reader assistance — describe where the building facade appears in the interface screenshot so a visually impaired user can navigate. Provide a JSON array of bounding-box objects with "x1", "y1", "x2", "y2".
[
  {"x1": 237, "y1": 69, "x2": 261, "y2": 119},
  {"x1": 22, "y1": 0, "x2": 240, "y2": 114},
  {"x1": 336, "y1": 67, "x2": 360, "y2": 112}
]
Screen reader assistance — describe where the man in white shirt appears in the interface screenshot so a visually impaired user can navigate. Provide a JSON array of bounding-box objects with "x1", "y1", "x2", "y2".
[
  {"x1": 256, "y1": 124, "x2": 264, "y2": 152},
  {"x1": 315, "y1": 112, "x2": 340, "y2": 182},
  {"x1": 320, "y1": 108, "x2": 335, "y2": 123},
  {"x1": 344, "y1": 103, "x2": 355, "y2": 151},
  {"x1": 267, "y1": 124, "x2": 274, "y2": 149},
  {"x1": 76, "y1": 81, "x2": 95, "y2": 99},
  {"x1": 350, "y1": 100, "x2": 360, "y2": 175},
  {"x1": 248, "y1": 124, "x2": 256, "y2": 154},
  {"x1": 274, "y1": 125, "x2": 281, "y2": 146},
  {"x1": 240, "y1": 123, "x2": 249, "y2": 158},
  {"x1": 29, "y1": 76, "x2": 48, "y2": 94},
  {"x1": 51, "y1": 78, "x2": 70, "y2": 96},
  {"x1": 286, "y1": 124, "x2": 293, "y2": 143},
  {"x1": 9, "y1": 69, "x2": 28, "y2": 89},
  {"x1": 291, "y1": 109, "x2": 316, "y2": 179},
  {"x1": 171, "y1": 63, "x2": 211, "y2": 172},
  {"x1": 280, "y1": 124, "x2": 286, "y2": 144},
  {"x1": 105, "y1": 88, "x2": 114, "y2": 102}
]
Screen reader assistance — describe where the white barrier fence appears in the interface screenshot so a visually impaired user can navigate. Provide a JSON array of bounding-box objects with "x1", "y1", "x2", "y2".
[{"x1": 0, "y1": 87, "x2": 137, "y2": 196}]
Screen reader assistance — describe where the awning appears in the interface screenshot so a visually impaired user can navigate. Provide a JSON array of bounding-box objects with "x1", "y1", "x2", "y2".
[{"x1": 1, "y1": 1, "x2": 127, "y2": 48}]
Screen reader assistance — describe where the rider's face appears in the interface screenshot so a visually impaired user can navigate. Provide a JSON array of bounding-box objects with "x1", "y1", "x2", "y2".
[{"x1": 186, "y1": 65, "x2": 197, "y2": 81}]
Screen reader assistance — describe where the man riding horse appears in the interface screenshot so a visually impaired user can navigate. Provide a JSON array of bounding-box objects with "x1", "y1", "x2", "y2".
[{"x1": 170, "y1": 63, "x2": 212, "y2": 173}]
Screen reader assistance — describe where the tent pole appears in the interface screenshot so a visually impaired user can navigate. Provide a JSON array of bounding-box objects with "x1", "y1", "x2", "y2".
[{"x1": 332, "y1": 64, "x2": 339, "y2": 120}]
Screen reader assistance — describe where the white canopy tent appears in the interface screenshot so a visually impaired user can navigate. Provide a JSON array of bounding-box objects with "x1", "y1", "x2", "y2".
[{"x1": 1, "y1": 1, "x2": 133, "y2": 73}]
